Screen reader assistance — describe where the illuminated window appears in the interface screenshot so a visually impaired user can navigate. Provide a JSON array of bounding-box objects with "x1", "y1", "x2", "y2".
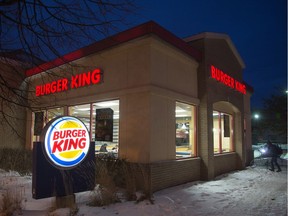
[
  {"x1": 31, "y1": 100, "x2": 119, "y2": 156},
  {"x1": 175, "y1": 102, "x2": 197, "y2": 158},
  {"x1": 46, "y1": 107, "x2": 64, "y2": 123},
  {"x1": 69, "y1": 104, "x2": 91, "y2": 134},
  {"x1": 213, "y1": 111, "x2": 233, "y2": 154},
  {"x1": 92, "y1": 100, "x2": 119, "y2": 154},
  {"x1": 32, "y1": 107, "x2": 64, "y2": 142}
]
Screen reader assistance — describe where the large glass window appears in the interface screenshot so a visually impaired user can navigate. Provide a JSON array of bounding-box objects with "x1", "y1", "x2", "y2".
[
  {"x1": 46, "y1": 108, "x2": 64, "y2": 123},
  {"x1": 32, "y1": 107, "x2": 64, "y2": 142},
  {"x1": 175, "y1": 102, "x2": 197, "y2": 158},
  {"x1": 92, "y1": 100, "x2": 119, "y2": 154},
  {"x1": 31, "y1": 100, "x2": 119, "y2": 156},
  {"x1": 69, "y1": 104, "x2": 91, "y2": 134},
  {"x1": 213, "y1": 111, "x2": 233, "y2": 153},
  {"x1": 68, "y1": 100, "x2": 119, "y2": 154}
]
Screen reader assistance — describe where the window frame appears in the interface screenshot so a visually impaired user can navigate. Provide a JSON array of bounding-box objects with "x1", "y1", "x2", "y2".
[
  {"x1": 213, "y1": 110, "x2": 234, "y2": 154},
  {"x1": 31, "y1": 99, "x2": 120, "y2": 154},
  {"x1": 175, "y1": 101, "x2": 197, "y2": 158}
]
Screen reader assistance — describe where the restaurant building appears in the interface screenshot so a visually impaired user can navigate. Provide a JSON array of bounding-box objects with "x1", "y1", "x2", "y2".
[{"x1": 25, "y1": 21, "x2": 253, "y2": 192}]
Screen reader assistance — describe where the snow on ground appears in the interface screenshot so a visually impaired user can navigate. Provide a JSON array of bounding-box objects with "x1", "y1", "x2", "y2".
[{"x1": 0, "y1": 163, "x2": 287, "y2": 216}]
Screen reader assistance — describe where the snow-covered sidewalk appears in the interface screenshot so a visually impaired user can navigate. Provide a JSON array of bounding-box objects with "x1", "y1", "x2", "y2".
[{"x1": 0, "y1": 164, "x2": 287, "y2": 216}]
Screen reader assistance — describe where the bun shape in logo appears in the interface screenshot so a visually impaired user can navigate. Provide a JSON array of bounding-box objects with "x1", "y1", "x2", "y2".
[{"x1": 43, "y1": 116, "x2": 90, "y2": 169}]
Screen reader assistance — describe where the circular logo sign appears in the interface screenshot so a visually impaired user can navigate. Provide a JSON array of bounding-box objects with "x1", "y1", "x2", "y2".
[{"x1": 42, "y1": 116, "x2": 90, "y2": 169}]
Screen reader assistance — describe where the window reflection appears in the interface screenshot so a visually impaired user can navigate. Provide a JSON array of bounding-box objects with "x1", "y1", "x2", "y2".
[
  {"x1": 92, "y1": 100, "x2": 119, "y2": 155},
  {"x1": 213, "y1": 111, "x2": 233, "y2": 153},
  {"x1": 32, "y1": 107, "x2": 64, "y2": 142},
  {"x1": 31, "y1": 100, "x2": 120, "y2": 157},
  {"x1": 175, "y1": 102, "x2": 196, "y2": 158}
]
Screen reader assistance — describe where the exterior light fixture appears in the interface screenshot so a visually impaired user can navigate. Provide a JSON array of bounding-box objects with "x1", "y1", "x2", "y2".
[{"x1": 254, "y1": 114, "x2": 260, "y2": 119}]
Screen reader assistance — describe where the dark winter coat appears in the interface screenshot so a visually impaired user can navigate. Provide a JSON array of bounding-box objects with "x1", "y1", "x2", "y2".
[
  {"x1": 99, "y1": 144, "x2": 108, "y2": 152},
  {"x1": 267, "y1": 144, "x2": 280, "y2": 157}
]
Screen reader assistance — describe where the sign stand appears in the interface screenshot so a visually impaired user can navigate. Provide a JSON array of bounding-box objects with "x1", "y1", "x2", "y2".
[
  {"x1": 56, "y1": 194, "x2": 76, "y2": 209},
  {"x1": 32, "y1": 116, "x2": 96, "y2": 202},
  {"x1": 32, "y1": 141, "x2": 95, "y2": 199},
  {"x1": 55, "y1": 170, "x2": 75, "y2": 208}
]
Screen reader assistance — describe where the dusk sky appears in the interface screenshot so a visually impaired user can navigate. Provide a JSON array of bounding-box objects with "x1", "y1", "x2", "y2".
[{"x1": 129, "y1": 0, "x2": 287, "y2": 108}]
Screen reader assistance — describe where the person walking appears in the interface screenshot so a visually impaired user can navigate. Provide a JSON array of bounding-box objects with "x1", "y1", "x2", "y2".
[{"x1": 267, "y1": 140, "x2": 281, "y2": 172}]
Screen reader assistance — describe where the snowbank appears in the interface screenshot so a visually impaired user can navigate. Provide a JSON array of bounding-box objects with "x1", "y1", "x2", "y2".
[{"x1": 0, "y1": 165, "x2": 287, "y2": 216}]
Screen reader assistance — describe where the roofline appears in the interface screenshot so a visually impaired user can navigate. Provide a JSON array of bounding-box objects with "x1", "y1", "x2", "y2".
[
  {"x1": 244, "y1": 82, "x2": 254, "y2": 94},
  {"x1": 184, "y1": 32, "x2": 245, "y2": 69},
  {"x1": 25, "y1": 21, "x2": 202, "y2": 77}
]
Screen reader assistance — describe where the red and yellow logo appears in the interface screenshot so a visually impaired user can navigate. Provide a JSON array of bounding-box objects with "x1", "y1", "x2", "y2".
[{"x1": 43, "y1": 116, "x2": 90, "y2": 169}]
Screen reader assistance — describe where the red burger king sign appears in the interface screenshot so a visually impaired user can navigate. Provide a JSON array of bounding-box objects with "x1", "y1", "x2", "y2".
[{"x1": 42, "y1": 116, "x2": 90, "y2": 169}]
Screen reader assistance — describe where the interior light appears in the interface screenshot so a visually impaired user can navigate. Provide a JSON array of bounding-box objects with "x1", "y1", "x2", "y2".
[
  {"x1": 77, "y1": 108, "x2": 90, "y2": 111},
  {"x1": 95, "y1": 101, "x2": 119, "y2": 107},
  {"x1": 176, "y1": 114, "x2": 189, "y2": 117}
]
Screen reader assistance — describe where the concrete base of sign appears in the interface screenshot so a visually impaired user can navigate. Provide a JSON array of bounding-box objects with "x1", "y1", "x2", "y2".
[{"x1": 56, "y1": 194, "x2": 76, "y2": 209}]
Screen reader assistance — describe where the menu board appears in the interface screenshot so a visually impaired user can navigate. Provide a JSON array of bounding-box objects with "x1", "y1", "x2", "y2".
[{"x1": 95, "y1": 108, "x2": 113, "y2": 141}]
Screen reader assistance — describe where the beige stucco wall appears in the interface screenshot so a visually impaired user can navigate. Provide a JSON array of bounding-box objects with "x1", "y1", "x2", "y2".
[
  {"x1": 26, "y1": 35, "x2": 199, "y2": 163},
  {"x1": 204, "y1": 39, "x2": 247, "y2": 172},
  {"x1": 186, "y1": 36, "x2": 249, "y2": 180}
]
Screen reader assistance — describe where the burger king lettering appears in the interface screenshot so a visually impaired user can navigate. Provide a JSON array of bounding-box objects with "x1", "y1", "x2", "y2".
[
  {"x1": 53, "y1": 129, "x2": 87, "y2": 140},
  {"x1": 43, "y1": 116, "x2": 90, "y2": 169},
  {"x1": 210, "y1": 65, "x2": 246, "y2": 95},
  {"x1": 35, "y1": 68, "x2": 102, "y2": 97},
  {"x1": 52, "y1": 137, "x2": 87, "y2": 154}
]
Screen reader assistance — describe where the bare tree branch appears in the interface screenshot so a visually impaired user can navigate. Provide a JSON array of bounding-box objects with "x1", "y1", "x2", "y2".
[{"x1": 0, "y1": 0, "x2": 137, "y2": 143}]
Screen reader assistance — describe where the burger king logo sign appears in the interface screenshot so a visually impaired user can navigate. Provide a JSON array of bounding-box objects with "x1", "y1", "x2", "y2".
[{"x1": 42, "y1": 116, "x2": 90, "y2": 169}]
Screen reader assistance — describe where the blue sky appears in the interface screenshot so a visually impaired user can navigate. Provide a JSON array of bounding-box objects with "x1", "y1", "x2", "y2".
[{"x1": 129, "y1": 0, "x2": 287, "y2": 108}]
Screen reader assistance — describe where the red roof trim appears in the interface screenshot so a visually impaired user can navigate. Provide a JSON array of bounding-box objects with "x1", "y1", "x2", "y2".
[{"x1": 25, "y1": 21, "x2": 202, "y2": 77}]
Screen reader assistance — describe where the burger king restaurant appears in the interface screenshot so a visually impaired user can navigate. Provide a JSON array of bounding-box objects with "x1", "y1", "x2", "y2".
[{"x1": 25, "y1": 21, "x2": 253, "y2": 192}]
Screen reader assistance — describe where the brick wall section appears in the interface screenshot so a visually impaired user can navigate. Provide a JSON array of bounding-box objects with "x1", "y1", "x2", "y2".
[
  {"x1": 214, "y1": 153, "x2": 239, "y2": 177},
  {"x1": 126, "y1": 158, "x2": 201, "y2": 193},
  {"x1": 98, "y1": 155, "x2": 241, "y2": 194},
  {"x1": 150, "y1": 158, "x2": 201, "y2": 192},
  {"x1": 132, "y1": 154, "x2": 241, "y2": 192}
]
